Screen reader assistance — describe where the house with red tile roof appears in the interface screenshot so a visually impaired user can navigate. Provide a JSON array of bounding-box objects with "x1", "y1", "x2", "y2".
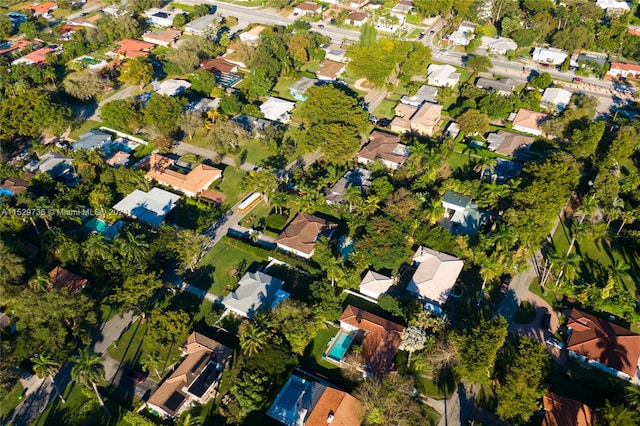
[
  {"x1": 293, "y1": 1, "x2": 322, "y2": 15},
  {"x1": 541, "y1": 392, "x2": 593, "y2": 426},
  {"x1": 608, "y1": 61, "x2": 640, "y2": 78},
  {"x1": 275, "y1": 213, "x2": 337, "y2": 259},
  {"x1": 566, "y1": 309, "x2": 640, "y2": 380},
  {"x1": 146, "y1": 154, "x2": 222, "y2": 197},
  {"x1": 512, "y1": 108, "x2": 550, "y2": 137},
  {"x1": 48, "y1": 266, "x2": 88, "y2": 291},
  {"x1": 114, "y1": 39, "x2": 155, "y2": 59},
  {"x1": 25, "y1": 2, "x2": 58, "y2": 16},
  {"x1": 200, "y1": 57, "x2": 237, "y2": 74},
  {"x1": 12, "y1": 46, "x2": 56, "y2": 65}
]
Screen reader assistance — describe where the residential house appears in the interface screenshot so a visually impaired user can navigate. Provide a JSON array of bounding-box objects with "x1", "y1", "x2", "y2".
[
  {"x1": 12, "y1": 46, "x2": 55, "y2": 65},
  {"x1": 112, "y1": 187, "x2": 180, "y2": 227},
  {"x1": 491, "y1": 158, "x2": 524, "y2": 183},
  {"x1": 359, "y1": 270, "x2": 394, "y2": 300},
  {"x1": 357, "y1": 130, "x2": 409, "y2": 170},
  {"x1": 68, "y1": 14, "x2": 101, "y2": 28},
  {"x1": 188, "y1": 97, "x2": 220, "y2": 114},
  {"x1": 447, "y1": 21, "x2": 476, "y2": 46},
  {"x1": 316, "y1": 59, "x2": 346, "y2": 81},
  {"x1": 596, "y1": 0, "x2": 631, "y2": 14},
  {"x1": 407, "y1": 246, "x2": 464, "y2": 315},
  {"x1": 441, "y1": 190, "x2": 487, "y2": 236},
  {"x1": 445, "y1": 122, "x2": 460, "y2": 139},
  {"x1": 0, "y1": 39, "x2": 31, "y2": 56},
  {"x1": 232, "y1": 114, "x2": 273, "y2": 136},
  {"x1": 289, "y1": 76, "x2": 318, "y2": 101},
  {"x1": 142, "y1": 29, "x2": 181, "y2": 47},
  {"x1": 25, "y1": 2, "x2": 57, "y2": 17},
  {"x1": 275, "y1": 213, "x2": 337, "y2": 259},
  {"x1": 322, "y1": 43, "x2": 347, "y2": 62},
  {"x1": 475, "y1": 77, "x2": 517, "y2": 96},
  {"x1": 146, "y1": 332, "x2": 233, "y2": 419},
  {"x1": 486, "y1": 130, "x2": 534, "y2": 157},
  {"x1": 105, "y1": 151, "x2": 130, "y2": 168},
  {"x1": 26, "y1": 152, "x2": 73, "y2": 178},
  {"x1": 629, "y1": 27, "x2": 640, "y2": 37},
  {"x1": 71, "y1": 129, "x2": 112, "y2": 152},
  {"x1": 608, "y1": 62, "x2": 640, "y2": 78},
  {"x1": 200, "y1": 57, "x2": 242, "y2": 88},
  {"x1": 260, "y1": 97, "x2": 295, "y2": 123},
  {"x1": 156, "y1": 79, "x2": 191, "y2": 96},
  {"x1": 390, "y1": 0, "x2": 414, "y2": 23},
  {"x1": 400, "y1": 85, "x2": 438, "y2": 106},
  {"x1": 390, "y1": 102, "x2": 442, "y2": 136},
  {"x1": 184, "y1": 14, "x2": 219, "y2": 36},
  {"x1": 239, "y1": 25, "x2": 265, "y2": 45},
  {"x1": 146, "y1": 153, "x2": 222, "y2": 197},
  {"x1": 347, "y1": 11, "x2": 368, "y2": 26},
  {"x1": 427, "y1": 64, "x2": 460, "y2": 87},
  {"x1": 542, "y1": 88, "x2": 573, "y2": 110},
  {"x1": 332, "y1": 305, "x2": 405, "y2": 374},
  {"x1": 541, "y1": 392, "x2": 594, "y2": 426},
  {"x1": 221, "y1": 271, "x2": 290, "y2": 319},
  {"x1": 512, "y1": 108, "x2": 550, "y2": 136},
  {"x1": 293, "y1": 1, "x2": 322, "y2": 15},
  {"x1": 266, "y1": 372, "x2": 365, "y2": 426},
  {"x1": 114, "y1": 39, "x2": 155, "y2": 59},
  {"x1": 103, "y1": 5, "x2": 126, "y2": 16},
  {"x1": 325, "y1": 168, "x2": 371, "y2": 205},
  {"x1": 566, "y1": 309, "x2": 640, "y2": 380},
  {"x1": 1, "y1": 177, "x2": 29, "y2": 196},
  {"x1": 48, "y1": 266, "x2": 88, "y2": 291},
  {"x1": 479, "y1": 36, "x2": 517, "y2": 54},
  {"x1": 532, "y1": 47, "x2": 568, "y2": 65},
  {"x1": 145, "y1": 7, "x2": 181, "y2": 27},
  {"x1": 350, "y1": 0, "x2": 369, "y2": 8}
]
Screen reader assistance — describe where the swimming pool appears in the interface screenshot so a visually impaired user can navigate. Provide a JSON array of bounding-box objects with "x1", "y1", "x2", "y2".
[
  {"x1": 328, "y1": 332, "x2": 355, "y2": 361},
  {"x1": 85, "y1": 217, "x2": 109, "y2": 233}
]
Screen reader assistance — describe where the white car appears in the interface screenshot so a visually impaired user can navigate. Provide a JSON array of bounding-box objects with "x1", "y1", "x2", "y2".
[
  {"x1": 439, "y1": 49, "x2": 449, "y2": 56},
  {"x1": 545, "y1": 337, "x2": 564, "y2": 349}
]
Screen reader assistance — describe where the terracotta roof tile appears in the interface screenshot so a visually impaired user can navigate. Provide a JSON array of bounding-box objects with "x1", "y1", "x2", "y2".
[
  {"x1": 48, "y1": 266, "x2": 87, "y2": 291},
  {"x1": 275, "y1": 213, "x2": 337, "y2": 255},
  {"x1": 146, "y1": 154, "x2": 222, "y2": 196},
  {"x1": 542, "y1": 392, "x2": 593, "y2": 426},
  {"x1": 306, "y1": 387, "x2": 365, "y2": 426}
]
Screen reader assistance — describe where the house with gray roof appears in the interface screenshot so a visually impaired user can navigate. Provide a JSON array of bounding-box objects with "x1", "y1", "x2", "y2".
[
  {"x1": 232, "y1": 114, "x2": 274, "y2": 136},
  {"x1": 400, "y1": 85, "x2": 438, "y2": 107},
  {"x1": 221, "y1": 271, "x2": 290, "y2": 319},
  {"x1": 184, "y1": 14, "x2": 220, "y2": 36},
  {"x1": 325, "y1": 168, "x2": 371, "y2": 205},
  {"x1": 289, "y1": 77, "x2": 317, "y2": 101},
  {"x1": 26, "y1": 152, "x2": 73, "y2": 178},
  {"x1": 441, "y1": 190, "x2": 487, "y2": 236},
  {"x1": 71, "y1": 129, "x2": 112, "y2": 151},
  {"x1": 260, "y1": 97, "x2": 295, "y2": 123},
  {"x1": 112, "y1": 187, "x2": 180, "y2": 227},
  {"x1": 475, "y1": 77, "x2": 517, "y2": 96}
]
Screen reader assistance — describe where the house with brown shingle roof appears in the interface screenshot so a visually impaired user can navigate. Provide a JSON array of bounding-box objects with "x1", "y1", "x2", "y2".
[
  {"x1": 275, "y1": 213, "x2": 337, "y2": 259},
  {"x1": 1, "y1": 177, "x2": 29, "y2": 195},
  {"x1": 566, "y1": 309, "x2": 640, "y2": 379},
  {"x1": 146, "y1": 332, "x2": 233, "y2": 419},
  {"x1": 486, "y1": 130, "x2": 534, "y2": 157},
  {"x1": 541, "y1": 392, "x2": 594, "y2": 426},
  {"x1": 512, "y1": 109, "x2": 550, "y2": 137},
  {"x1": 357, "y1": 130, "x2": 409, "y2": 170},
  {"x1": 266, "y1": 371, "x2": 365, "y2": 426},
  {"x1": 146, "y1": 154, "x2": 222, "y2": 197},
  {"x1": 336, "y1": 305, "x2": 405, "y2": 374},
  {"x1": 316, "y1": 59, "x2": 346, "y2": 81},
  {"x1": 48, "y1": 266, "x2": 88, "y2": 291},
  {"x1": 293, "y1": 1, "x2": 322, "y2": 15}
]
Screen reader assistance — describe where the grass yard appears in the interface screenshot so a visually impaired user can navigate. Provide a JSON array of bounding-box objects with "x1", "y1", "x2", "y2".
[
  {"x1": 272, "y1": 76, "x2": 298, "y2": 101},
  {"x1": 68, "y1": 120, "x2": 102, "y2": 141},
  {"x1": 187, "y1": 237, "x2": 267, "y2": 295},
  {"x1": 405, "y1": 13, "x2": 423, "y2": 25},
  {"x1": 210, "y1": 166, "x2": 247, "y2": 209},
  {"x1": 240, "y1": 138, "x2": 272, "y2": 166},
  {"x1": 457, "y1": 69, "x2": 474, "y2": 83},
  {"x1": 239, "y1": 200, "x2": 271, "y2": 228},
  {"x1": 300, "y1": 326, "x2": 357, "y2": 390},
  {"x1": 0, "y1": 381, "x2": 24, "y2": 420},
  {"x1": 300, "y1": 59, "x2": 321, "y2": 74},
  {"x1": 408, "y1": 28, "x2": 423, "y2": 39},
  {"x1": 374, "y1": 99, "x2": 397, "y2": 118},
  {"x1": 128, "y1": 143, "x2": 154, "y2": 163}
]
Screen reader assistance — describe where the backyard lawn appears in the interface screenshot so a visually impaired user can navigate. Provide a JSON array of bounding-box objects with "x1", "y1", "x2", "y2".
[
  {"x1": 68, "y1": 120, "x2": 102, "y2": 141},
  {"x1": 300, "y1": 326, "x2": 357, "y2": 390},
  {"x1": 374, "y1": 99, "x2": 397, "y2": 118},
  {"x1": 187, "y1": 237, "x2": 267, "y2": 295},
  {"x1": 272, "y1": 76, "x2": 298, "y2": 101}
]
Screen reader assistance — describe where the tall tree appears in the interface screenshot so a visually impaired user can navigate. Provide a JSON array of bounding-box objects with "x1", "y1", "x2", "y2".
[
  {"x1": 466, "y1": 55, "x2": 492, "y2": 73},
  {"x1": 170, "y1": 229, "x2": 209, "y2": 272},
  {"x1": 70, "y1": 349, "x2": 110, "y2": 417},
  {"x1": 455, "y1": 317, "x2": 508, "y2": 384},
  {"x1": 108, "y1": 273, "x2": 163, "y2": 314},
  {"x1": 354, "y1": 374, "x2": 425, "y2": 426},
  {"x1": 238, "y1": 321, "x2": 267, "y2": 357},
  {"x1": 457, "y1": 110, "x2": 490, "y2": 135},
  {"x1": 399, "y1": 325, "x2": 427, "y2": 367},
  {"x1": 118, "y1": 57, "x2": 153, "y2": 88},
  {"x1": 597, "y1": 400, "x2": 637, "y2": 426},
  {"x1": 140, "y1": 352, "x2": 161, "y2": 378},
  {"x1": 31, "y1": 353, "x2": 66, "y2": 403}
]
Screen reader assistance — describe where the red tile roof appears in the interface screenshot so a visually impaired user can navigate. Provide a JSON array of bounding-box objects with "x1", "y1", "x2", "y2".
[
  {"x1": 610, "y1": 62, "x2": 640, "y2": 72},
  {"x1": 26, "y1": 2, "x2": 57, "y2": 14},
  {"x1": 275, "y1": 213, "x2": 337, "y2": 255},
  {"x1": 542, "y1": 392, "x2": 593, "y2": 426},
  {"x1": 146, "y1": 154, "x2": 222, "y2": 196},
  {"x1": 19, "y1": 46, "x2": 54, "y2": 64},
  {"x1": 0, "y1": 39, "x2": 30, "y2": 55},
  {"x1": 200, "y1": 57, "x2": 237, "y2": 73},
  {"x1": 567, "y1": 309, "x2": 640, "y2": 376},
  {"x1": 305, "y1": 387, "x2": 365, "y2": 426},
  {"x1": 115, "y1": 39, "x2": 155, "y2": 58},
  {"x1": 48, "y1": 266, "x2": 87, "y2": 291}
]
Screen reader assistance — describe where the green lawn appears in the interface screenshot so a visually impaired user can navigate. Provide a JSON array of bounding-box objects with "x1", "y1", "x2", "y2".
[
  {"x1": 457, "y1": 69, "x2": 474, "y2": 83},
  {"x1": 240, "y1": 138, "x2": 272, "y2": 166},
  {"x1": 0, "y1": 381, "x2": 24, "y2": 420},
  {"x1": 272, "y1": 76, "x2": 298, "y2": 101},
  {"x1": 210, "y1": 166, "x2": 247, "y2": 209},
  {"x1": 300, "y1": 326, "x2": 357, "y2": 390},
  {"x1": 238, "y1": 200, "x2": 271, "y2": 228},
  {"x1": 374, "y1": 99, "x2": 397, "y2": 118},
  {"x1": 405, "y1": 13, "x2": 423, "y2": 25},
  {"x1": 128, "y1": 143, "x2": 154, "y2": 163},
  {"x1": 68, "y1": 120, "x2": 102, "y2": 140},
  {"x1": 408, "y1": 28, "x2": 422, "y2": 39},
  {"x1": 187, "y1": 237, "x2": 267, "y2": 295},
  {"x1": 300, "y1": 60, "x2": 321, "y2": 74}
]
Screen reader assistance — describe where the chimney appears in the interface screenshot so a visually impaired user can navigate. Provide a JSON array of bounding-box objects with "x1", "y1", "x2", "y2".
[{"x1": 327, "y1": 410, "x2": 335, "y2": 424}]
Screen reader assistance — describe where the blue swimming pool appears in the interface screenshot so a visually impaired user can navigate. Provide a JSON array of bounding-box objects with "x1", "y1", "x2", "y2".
[
  {"x1": 328, "y1": 332, "x2": 355, "y2": 361},
  {"x1": 85, "y1": 217, "x2": 109, "y2": 233}
]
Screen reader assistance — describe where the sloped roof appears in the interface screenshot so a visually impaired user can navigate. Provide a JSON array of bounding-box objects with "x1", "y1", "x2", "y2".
[
  {"x1": 359, "y1": 270, "x2": 394, "y2": 296},
  {"x1": 401, "y1": 85, "x2": 438, "y2": 106},
  {"x1": 48, "y1": 266, "x2": 87, "y2": 291},
  {"x1": 339, "y1": 305, "x2": 405, "y2": 373},
  {"x1": 221, "y1": 271, "x2": 286, "y2": 318},
  {"x1": 17, "y1": 46, "x2": 54, "y2": 64},
  {"x1": 143, "y1": 29, "x2": 181, "y2": 45},
  {"x1": 475, "y1": 77, "x2": 516, "y2": 93},
  {"x1": 290, "y1": 76, "x2": 317, "y2": 93},
  {"x1": 156, "y1": 79, "x2": 191, "y2": 96},
  {"x1": 512, "y1": 108, "x2": 550, "y2": 132},
  {"x1": 1, "y1": 177, "x2": 29, "y2": 195},
  {"x1": 146, "y1": 154, "x2": 221, "y2": 195},
  {"x1": 348, "y1": 11, "x2": 368, "y2": 21},
  {"x1": 201, "y1": 57, "x2": 237, "y2": 73},
  {"x1": 610, "y1": 61, "x2": 640, "y2": 72},
  {"x1": 358, "y1": 131, "x2": 408, "y2": 166},
  {"x1": 542, "y1": 88, "x2": 572, "y2": 106},
  {"x1": 406, "y1": 246, "x2": 464, "y2": 304},
  {"x1": 295, "y1": 1, "x2": 321, "y2": 11},
  {"x1": 259, "y1": 97, "x2": 295, "y2": 122},
  {"x1": 316, "y1": 59, "x2": 346, "y2": 79},
  {"x1": 71, "y1": 129, "x2": 111, "y2": 151},
  {"x1": 185, "y1": 14, "x2": 218, "y2": 33},
  {"x1": 442, "y1": 190, "x2": 472, "y2": 209},
  {"x1": 306, "y1": 387, "x2": 365, "y2": 426},
  {"x1": 26, "y1": 2, "x2": 57, "y2": 14},
  {"x1": 486, "y1": 130, "x2": 534, "y2": 157},
  {"x1": 112, "y1": 187, "x2": 180, "y2": 226},
  {"x1": 566, "y1": 309, "x2": 640, "y2": 376},
  {"x1": 542, "y1": 392, "x2": 593, "y2": 426},
  {"x1": 28, "y1": 152, "x2": 72, "y2": 174},
  {"x1": 115, "y1": 39, "x2": 154, "y2": 58},
  {"x1": 106, "y1": 151, "x2": 130, "y2": 167},
  {"x1": 275, "y1": 213, "x2": 337, "y2": 255}
]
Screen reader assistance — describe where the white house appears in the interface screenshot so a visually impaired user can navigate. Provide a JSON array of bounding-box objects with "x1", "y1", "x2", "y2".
[
  {"x1": 447, "y1": 22, "x2": 476, "y2": 46},
  {"x1": 221, "y1": 271, "x2": 289, "y2": 319},
  {"x1": 322, "y1": 43, "x2": 347, "y2": 62},
  {"x1": 427, "y1": 64, "x2": 460, "y2": 87},
  {"x1": 184, "y1": 14, "x2": 220, "y2": 36},
  {"x1": 239, "y1": 25, "x2": 265, "y2": 45},
  {"x1": 293, "y1": 1, "x2": 321, "y2": 16},
  {"x1": 480, "y1": 36, "x2": 517, "y2": 54},
  {"x1": 532, "y1": 47, "x2": 568, "y2": 65},
  {"x1": 359, "y1": 270, "x2": 394, "y2": 300},
  {"x1": 156, "y1": 79, "x2": 191, "y2": 96},
  {"x1": 541, "y1": 88, "x2": 573, "y2": 110},
  {"x1": 112, "y1": 188, "x2": 180, "y2": 227},
  {"x1": 400, "y1": 85, "x2": 438, "y2": 106},
  {"x1": 596, "y1": 0, "x2": 631, "y2": 14},
  {"x1": 608, "y1": 62, "x2": 640, "y2": 78},
  {"x1": 144, "y1": 7, "x2": 181, "y2": 27},
  {"x1": 259, "y1": 97, "x2": 295, "y2": 123},
  {"x1": 512, "y1": 108, "x2": 551, "y2": 136},
  {"x1": 347, "y1": 11, "x2": 368, "y2": 26}
]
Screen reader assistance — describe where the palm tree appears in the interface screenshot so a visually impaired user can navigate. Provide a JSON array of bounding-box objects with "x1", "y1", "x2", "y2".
[
  {"x1": 28, "y1": 269, "x2": 52, "y2": 292},
  {"x1": 31, "y1": 353, "x2": 65, "y2": 403},
  {"x1": 399, "y1": 325, "x2": 427, "y2": 368},
  {"x1": 352, "y1": 344, "x2": 362, "y2": 364},
  {"x1": 325, "y1": 257, "x2": 346, "y2": 287},
  {"x1": 344, "y1": 186, "x2": 363, "y2": 213},
  {"x1": 114, "y1": 231, "x2": 148, "y2": 261},
  {"x1": 479, "y1": 255, "x2": 501, "y2": 298},
  {"x1": 597, "y1": 400, "x2": 637, "y2": 426},
  {"x1": 606, "y1": 197, "x2": 624, "y2": 227},
  {"x1": 478, "y1": 181, "x2": 511, "y2": 210},
  {"x1": 473, "y1": 157, "x2": 497, "y2": 180},
  {"x1": 270, "y1": 191, "x2": 288, "y2": 216},
  {"x1": 624, "y1": 386, "x2": 640, "y2": 410},
  {"x1": 141, "y1": 352, "x2": 161, "y2": 378},
  {"x1": 617, "y1": 209, "x2": 636, "y2": 235},
  {"x1": 566, "y1": 220, "x2": 589, "y2": 256},
  {"x1": 610, "y1": 259, "x2": 630, "y2": 286},
  {"x1": 422, "y1": 198, "x2": 445, "y2": 225},
  {"x1": 553, "y1": 252, "x2": 581, "y2": 287},
  {"x1": 574, "y1": 196, "x2": 599, "y2": 226},
  {"x1": 238, "y1": 322, "x2": 267, "y2": 357},
  {"x1": 70, "y1": 349, "x2": 110, "y2": 417}
]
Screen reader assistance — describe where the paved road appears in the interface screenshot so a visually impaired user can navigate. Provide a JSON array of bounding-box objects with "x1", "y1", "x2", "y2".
[{"x1": 66, "y1": 0, "x2": 105, "y2": 20}]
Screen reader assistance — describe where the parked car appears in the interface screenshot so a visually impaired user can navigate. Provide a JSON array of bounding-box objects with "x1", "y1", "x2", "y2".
[
  {"x1": 540, "y1": 63, "x2": 550, "y2": 68},
  {"x1": 418, "y1": 32, "x2": 425, "y2": 39},
  {"x1": 573, "y1": 77, "x2": 583, "y2": 83},
  {"x1": 439, "y1": 49, "x2": 449, "y2": 56},
  {"x1": 545, "y1": 337, "x2": 564, "y2": 349},
  {"x1": 518, "y1": 55, "x2": 527, "y2": 60},
  {"x1": 318, "y1": 24, "x2": 325, "y2": 28},
  {"x1": 128, "y1": 370, "x2": 146, "y2": 383},
  {"x1": 16, "y1": 151, "x2": 29, "y2": 161},
  {"x1": 377, "y1": 117, "x2": 392, "y2": 128},
  {"x1": 541, "y1": 312, "x2": 551, "y2": 330}
]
